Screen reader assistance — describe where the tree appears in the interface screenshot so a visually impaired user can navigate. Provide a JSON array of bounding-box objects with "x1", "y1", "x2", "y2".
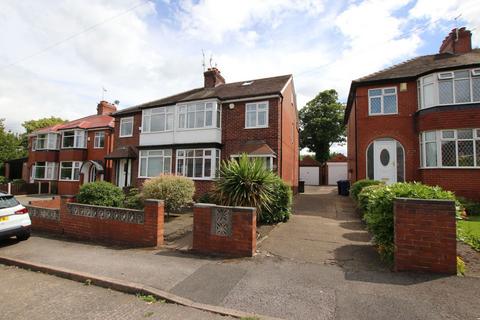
[
  {"x1": 0, "y1": 119, "x2": 26, "y2": 175},
  {"x1": 20, "y1": 117, "x2": 67, "y2": 149},
  {"x1": 299, "y1": 89, "x2": 345, "y2": 163}
]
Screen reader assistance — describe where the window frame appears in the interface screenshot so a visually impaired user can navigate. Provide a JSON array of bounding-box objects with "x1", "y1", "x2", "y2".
[
  {"x1": 32, "y1": 133, "x2": 60, "y2": 151},
  {"x1": 61, "y1": 130, "x2": 86, "y2": 149},
  {"x1": 176, "y1": 148, "x2": 220, "y2": 180},
  {"x1": 367, "y1": 87, "x2": 398, "y2": 116},
  {"x1": 59, "y1": 161, "x2": 81, "y2": 181},
  {"x1": 32, "y1": 162, "x2": 58, "y2": 180},
  {"x1": 142, "y1": 106, "x2": 175, "y2": 133},
  {"x1": 138, "y1": 149, "x2": 172, "y2": 178},
  {"x1": 93, "y1": 131, "x2": 105, "y2": 149},
  {"x1": 177, "y1": 101, "x2": 219, "y2": 130},
  {"x1": 230, "y1": 154, "x2": 275, "y2": 171},
  {"x1": 119, "y1": 117, "x2": 134, "y2": 138},
  {"x1": 245, "y1": 101, "x2": 269, "y2": 128}
]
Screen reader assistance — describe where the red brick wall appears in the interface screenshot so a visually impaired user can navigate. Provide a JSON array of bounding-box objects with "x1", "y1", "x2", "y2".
[
  {"x1": 421, "y1": 169, "x2": 480, "y2": 201},
  {"x1": 30, "y1": 215, "x2": 62, "y2": 234},
  {"x1": 57, "y1": 181, "x2": 80, "y2": 195},
  {"x1": 394, "y1": 198, "x2": 456, "y2": 274},
  {"x1": 416, "y1": 108, "x2": 480, "y2": 131},
  {"x1": 347, "y1": 100, "x2": 357, "y2": 181},
  {"x1": 29, "y1": 197, "x2": 60, "y2": 208},
  {"x1": 193, "y1": 204, "x2": 256, "y2": 257}
]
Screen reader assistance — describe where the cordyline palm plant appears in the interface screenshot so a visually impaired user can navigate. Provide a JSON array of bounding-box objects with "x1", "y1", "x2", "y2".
[{"x1": 213, "y1": 154, "x2": 276, "y2": 215}]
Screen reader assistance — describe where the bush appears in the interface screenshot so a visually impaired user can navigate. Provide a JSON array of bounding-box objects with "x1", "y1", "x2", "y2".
[
  {"x1": 142, "y1": 174, "x2": 195, "y2": 213},
  {"x1": 11, "y1": 179, "x2": 26, "y2": 185},
  {"x1": 77, "y1": 181, "x2": 124, "y2": 207},
  {"x1": 260, "y1": 175, "x2": 293, "y2": 224},
  {"x1": 363, "y1": 182, "x2": 456, "y2": 264},
  {"x1": 0, "y1": 176, "x2": 7, "y2": 184},
  {"x1": 357, "y1": 184, "x2": 384, "y2": 214},
  {"x1": 197, "y1": 192, "x2": 215, "y2": 204},
  {"x1": 350, "y1": 179, "x2": 384, "y2": 202},
  {"x1": 123, "y1": 188, "x2": 144, "y2": 210},
  {"x1": 458, "y1": 197, "x2": 480, "y2": 216},
  {"x1": 213, "y1": 155, "x2": 276, "y2": 217}
]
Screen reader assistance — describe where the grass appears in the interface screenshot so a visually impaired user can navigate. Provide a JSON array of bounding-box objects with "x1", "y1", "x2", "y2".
[
  {"x1": 136, "y1": 293, "x2": 165, "y2": 304},
  {"x1": 457, "y1": 216, "x2": 480, "y2": 251}
]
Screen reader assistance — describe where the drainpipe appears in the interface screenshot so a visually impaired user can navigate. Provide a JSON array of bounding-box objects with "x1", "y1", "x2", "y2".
[
  {"x1": 279, "y1": 95, "x2": 283, "y2": 178},
  {"x1": 354, "y1": 91, "x2": 358, "y2": 181}
]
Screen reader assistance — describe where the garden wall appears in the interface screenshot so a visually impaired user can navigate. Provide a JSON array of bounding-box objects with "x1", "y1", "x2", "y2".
[
  {"x1": 27, "y1": 196, "x2": 164, "y2": 247},
  {"x1": 394, "y1": 198, "x2": 457, "y2": 274},
  {"x1": 193, "y1": 203, "x2": 256, "y2": 257}
]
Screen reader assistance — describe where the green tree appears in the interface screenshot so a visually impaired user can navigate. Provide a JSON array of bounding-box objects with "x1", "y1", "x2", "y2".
[
  {"x1": 0, "y1": 119, "x2": 26, "y2": 174},
  {"x1": 20, "y1": 116, "x2": 67, "y2": 149},
  {"x1": 299, "y1": 89, "x2": 345, "y2": 163}
]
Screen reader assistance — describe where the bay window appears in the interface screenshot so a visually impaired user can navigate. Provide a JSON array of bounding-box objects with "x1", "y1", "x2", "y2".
[
  {"x1": 33, "y1": 133, "x2": 60, "y2": 150},
  {"x1": 33, "y1": 162, "x2": 58, "y2": 180},
  {"x1": 62, "y1": 130, "x2": 86, "y2": 148},
  {"x1": 418, "y1": 68, "x2": 480, "y2": 109},
  {"x1": 368, "y1": 87, "x2": 397, "y2": 115},
  {"x1": 142, "y1": 106, "x2": 174, "y2": 133},
  {"x1": 420, "y1": 129, "x2": 480, "y2": 168},
  {"x1": 139, "y1": 150, "x2": 172, "y2": 178},
  {"x1": 60, "y1": 162, "x2": 81, "y2": 181},
  {"x1": 176, "y1": 149, "x2": 220, "y2": 179},
  {"x1": 178, "y1": 102, "x2": 218, "y2": 129}
]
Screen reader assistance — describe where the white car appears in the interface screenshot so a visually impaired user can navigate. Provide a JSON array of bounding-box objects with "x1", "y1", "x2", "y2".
[{"x1": 0, "y1": 192, "x2": 31, "y2": 241}]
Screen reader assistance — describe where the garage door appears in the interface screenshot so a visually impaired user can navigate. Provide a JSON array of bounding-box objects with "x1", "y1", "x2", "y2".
[
  {"x1": 300, "y1": 166, "x2": 320, "y2": 185},
  {"x1": 327, "y1": 163, "x2": 347, "y2": 185}
]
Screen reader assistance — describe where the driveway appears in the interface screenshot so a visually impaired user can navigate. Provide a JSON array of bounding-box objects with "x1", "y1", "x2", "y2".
[{"x1": 260, "y1": 186, "x2": 384, "y2": 271}]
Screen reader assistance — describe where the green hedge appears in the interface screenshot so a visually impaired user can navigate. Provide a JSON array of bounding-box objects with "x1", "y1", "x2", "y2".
[
  {"x1": 260, "y1": 175, "x2": 293, "y2": 224},
  {"x1": 350, "y1": 179, "x2": 384, "y2": 202},
  {"x1": 361, "y1": 182, "x2": 456, "y2": 264},
  {"x1": 142, "y1": 175, "x2": 195, "y2": 213},
  {"x1": 77, "y1": 181, "x2": 124, "y2": 207}
]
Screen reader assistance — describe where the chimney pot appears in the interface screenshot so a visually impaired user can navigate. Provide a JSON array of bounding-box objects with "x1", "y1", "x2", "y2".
[
  {"x1": 97, "y1": 101, "x2": 117, "y2": 115},
  {"x1": 204, "y1": 67, "x2": 225, "y2": 88}
]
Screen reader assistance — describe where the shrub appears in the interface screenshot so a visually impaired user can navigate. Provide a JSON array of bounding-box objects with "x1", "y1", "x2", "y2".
[
  {"x1": 197, "y1": 192, "x2": 215, "y2": 204},
  {"x1": 77, "y1": 181, "x2": 124, "y2": 207},
  {"x1": 213, "y1": 155, "x2": 276, "y2": 216},
  {"x1": 458, "y1": 197, "x2": 480, "y2": 216},
  {"x1": 363, "y1": 182, "x2": 456, "y2": 264},
  {"x1": 123, "y1": 188, "x2": 144, "y2": 210},
  {"x1": 350, "y1": 179, "x2": 384, "y2": 202},
  {"x1": 260, "y1": 175, "x2": 293, "y2": 224},
  {"x1": 142, "y1": 174, "x2": 195, "y2": 213},
  {"x1": 0, "y1": 176, "x2": 7, "y2": 184},
  {"x1": 357, "y1": 184, "x2": 384, "y2": 214},
  {"x1": 11, "y1": 179, "x2": 26, "y2": 185}
]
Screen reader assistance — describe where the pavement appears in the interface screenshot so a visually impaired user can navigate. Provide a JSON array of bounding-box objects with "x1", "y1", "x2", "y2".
[
  {"x1": 0, "y1": 264, "x2": 229, "y2": 320},
  {"x1": 1, "y1": 186, "x2": 480, "y2": 319}
]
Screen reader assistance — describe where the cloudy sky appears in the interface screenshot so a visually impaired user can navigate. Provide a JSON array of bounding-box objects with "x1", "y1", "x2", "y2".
[{"x1": 1, "y1": 0, "x2": 479, "y2": 153}]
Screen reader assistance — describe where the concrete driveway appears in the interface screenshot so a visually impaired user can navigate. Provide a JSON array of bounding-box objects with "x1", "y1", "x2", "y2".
[{"x1": 260, "y1": 186, "x2": 384, "y2": 271}]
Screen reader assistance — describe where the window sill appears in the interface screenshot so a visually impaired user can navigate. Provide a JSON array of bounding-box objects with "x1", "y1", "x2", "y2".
[
  {"x1": 58, "y1": 179, "x2": 80, "y2": 182},
  {"x1": 244, "y1": 126, "x2": 269, "y2": 129},
  {"x1": 93, "y1": 147, "x2": 105, "y2": 149},
  {"x1": 119, "y1": 135, "x2": 133, "y2": 138},
  {"x1": 419, "y1": 167, "x2": 480, "y2": 170},
  {"x1": 367, "y1": 113, "x2": 398, "y2": 116}
]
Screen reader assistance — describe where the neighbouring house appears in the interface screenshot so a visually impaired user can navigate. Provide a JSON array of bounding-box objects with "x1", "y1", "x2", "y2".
[
  {"x1": 108, "y1": 68, "x2": 299, "y2": 196},
  {"x1": 27, "y1": 101, "x2": 116, "y2": 195},
  {"x1": 3, "y1": 157, "x2": 28, "y2": 181},
  {"x1": 345, "y1": 27, "x2": 480, "y2": 200}
]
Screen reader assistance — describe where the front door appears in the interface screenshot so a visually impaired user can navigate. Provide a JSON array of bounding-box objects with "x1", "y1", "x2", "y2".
[
  {"x1": 373, "y1": 140, "x2": 396, "y2": 185},
  {"x1": 117, "y1": 159, "x2": 131, "y2": 188}
]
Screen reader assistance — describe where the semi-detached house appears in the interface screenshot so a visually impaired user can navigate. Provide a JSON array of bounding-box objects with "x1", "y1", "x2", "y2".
[
  {"x1": 345, "y1": 28, "x2": 480, "y2": 200},
  {"x1": 107, "y1": 68, "x2": 299, "y2": 196}
]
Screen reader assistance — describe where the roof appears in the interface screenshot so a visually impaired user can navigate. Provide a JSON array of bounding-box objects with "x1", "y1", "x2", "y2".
[
  {"x1": 33, "y1": 114, "x2": 114, "y2": 134},
  {"x1": 345, "y1": 49, "x2": 480, "y2": 123},
  {"x1": 114, "y1": 74, "x2": 292, "y2": 116},
  {"x1": 327, "y1": 154, "x2": 347, "y2": 162},
  {"x1": 300, "y1": 155, "x2": 321, "y2": 166},
  {"x1": 234, "y1": 140, "x2": 276, "y2": 156},
  {"x1": 105, "y1": 146, "x2": 138, "y2": 159}
]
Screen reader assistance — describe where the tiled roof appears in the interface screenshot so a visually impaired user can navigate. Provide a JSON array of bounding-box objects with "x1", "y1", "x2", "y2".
[
  {"x1": 105, "y1": 146, "x2": 138, "y2": 159},
  {"x1": 300, "y1": 155, "x2": 321, "y2": 166},
  {"x1": 114, "y1": 74, "x2": 292, "y2": 115},
  {"x1": 327, "y1": 154, "x2": 347, "y2": 162},
  {"x1": 33, "y1": 114, "x2": 114, "y2": 134},
  {"x1": 234, "y1": 140, "x2": 276, "y2": 156}
]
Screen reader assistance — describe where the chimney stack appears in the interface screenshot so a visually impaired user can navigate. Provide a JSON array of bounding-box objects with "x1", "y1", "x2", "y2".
[
  {"x1": 204, "y1": 67, "x2": 225, "y2": 88},
  {"x1": 97, "y1": 101, "x2": 117, "y2": 115},
  {"x1": 439, "y1": 27, "x2": 472, "y2": 54}
]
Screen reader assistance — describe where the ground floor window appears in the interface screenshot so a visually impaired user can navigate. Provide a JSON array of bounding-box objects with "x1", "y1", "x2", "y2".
[
  {"x1": 176, "y1": 149, "x2": 220, "y2": 179},
  {"x1": 33, "y1": 162, "x2": 58, "y2": 180},
  {"x1": 366, "y1": 139, "x2": 405, "y2": 184},
  {"x1": 420, "y1": 128, "x2": 480, "y2": 168},
  {"x1": 139, "y1": 149, "x2": 172, "y2": 178},
  {"x1": 230, "y1": 155, "x2": 274, "y2": 170},
  {"x1": 60, "y1": 161, "x2": 81, "y2": 181}
]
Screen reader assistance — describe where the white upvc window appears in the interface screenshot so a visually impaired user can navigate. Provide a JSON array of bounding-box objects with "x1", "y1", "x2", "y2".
[
  {"x1": 368, "y1": 87, "x2": 397, "y2": 115},
  {"x1": 34, "y1": 133, "x2": 60, "y2": 150},
  {"x1": 59, "y1": 161, "x2": 81, "y2": 181},
  {"x1": 230, "y1": 155, "x2": 274, "y2": 170},
  {"x1": 245, "y1": 101, "x2": 268, "y2": 128},
  {"x1": 419, "y1": 68, "x2": 480, "y2": 109},
  {"x1": 139, "y1": 149, "x2": 172, "y2": 178},
  {"x1": 62, "y1": 130, "x2": 86, "y2": 148},
  {"x1": 33, "y1": 162, "x2": 58, "y2": 180},
  {"x1": 176, "y1": 149, "x2": 220, "y2": 179},
  {"x1": 142, "y1": 106, "x2": 174, "y2": 133},
  {"x1": 420, "y1": 128, "x2": 480, "y2": 168},
  {"x1": 177, "y1": 101, "x2": 217, "y2": 129},
  {"x1": 94, "y1": 131, "x2": 105, "y2": 148},
  {"x1": 120, "y1": 117, "x2": 134, "y2": 137}
]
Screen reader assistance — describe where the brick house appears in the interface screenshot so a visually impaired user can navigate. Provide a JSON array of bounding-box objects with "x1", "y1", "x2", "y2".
[
  {"x1": 27, "y1": 101, "x2": 116, "y2": 195},
  {"x1": 107, "y1": 68, "x2": 299, "y2": 196},
  {"x1": 345, "y1": 27, "x2": 480, "y2": 200}
]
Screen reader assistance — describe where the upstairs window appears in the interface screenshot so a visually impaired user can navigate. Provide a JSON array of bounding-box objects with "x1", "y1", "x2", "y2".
[
  {"x1": 33, "y1": 133, "x2": 59, "y2": 150},
  {"x1": 178, "y1": 102, "x2": 217, "y2": 129},
  {"x1": 368, "y1": 87, "x2": 397, "y2": 115},
  {"x1": 33, "y1": 162, "x2": 58, "y2": 180},
  {"x1": 120, "y1": 117, "x2": 134, "y2": 137},
  {"x1": 142, "y1": 106, "x2": 174, "y2": 133},
  {"x1": 94, "y1": 131, "x2": 105, "y2": 148},
  {"x1": 245, "y1": 101, "x2": 268, "y2": 128},
  {"x1": 62, "y1": 130, "x2": 86, "y2": 148}
]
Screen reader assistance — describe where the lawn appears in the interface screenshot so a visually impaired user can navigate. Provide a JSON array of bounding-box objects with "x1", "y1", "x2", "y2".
[{"x1": 458, "y1": 216, "x2": 480, "y2": 251}]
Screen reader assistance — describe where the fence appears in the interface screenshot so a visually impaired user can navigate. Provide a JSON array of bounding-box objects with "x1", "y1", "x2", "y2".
[{"x1": 0, "y1": 181, "x2": 54, "y2": 195}]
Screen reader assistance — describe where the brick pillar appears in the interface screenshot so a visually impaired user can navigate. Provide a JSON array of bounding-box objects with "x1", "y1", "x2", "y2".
[
  {"x1": 143, "y1": 199, "x2": 164, "y2": 247},
  {"x1": 394, "y1": 198, "x2": 457, "y2": 274}
]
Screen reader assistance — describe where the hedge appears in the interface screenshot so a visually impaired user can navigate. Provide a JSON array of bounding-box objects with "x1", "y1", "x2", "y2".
[{"x1": 350, "y1": 179, "x2": 384, "y2": 202}]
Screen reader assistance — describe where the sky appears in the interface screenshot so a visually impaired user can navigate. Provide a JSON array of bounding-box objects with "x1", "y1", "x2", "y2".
[{"x1": 1, "y1": 0, "x2": 479, "y2": 155}]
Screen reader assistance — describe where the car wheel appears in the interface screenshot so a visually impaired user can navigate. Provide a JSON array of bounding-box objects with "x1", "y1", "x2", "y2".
[{"x1": 16, "y1": 232, "x2": 30, "y2": 241}]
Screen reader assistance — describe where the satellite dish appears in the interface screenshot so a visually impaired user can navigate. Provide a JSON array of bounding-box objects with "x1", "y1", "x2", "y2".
[{"x1": 114, "y1": 100, "x2": 120, "y2": 105}]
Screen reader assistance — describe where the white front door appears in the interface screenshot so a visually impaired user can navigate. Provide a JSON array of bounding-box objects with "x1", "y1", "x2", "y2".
[
  {"x1": 373, "y1": 140, "x2": 396, "y2": 185},
  {"x1": 117, "y1": 159, "x2": 131, "y2": 188}
]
